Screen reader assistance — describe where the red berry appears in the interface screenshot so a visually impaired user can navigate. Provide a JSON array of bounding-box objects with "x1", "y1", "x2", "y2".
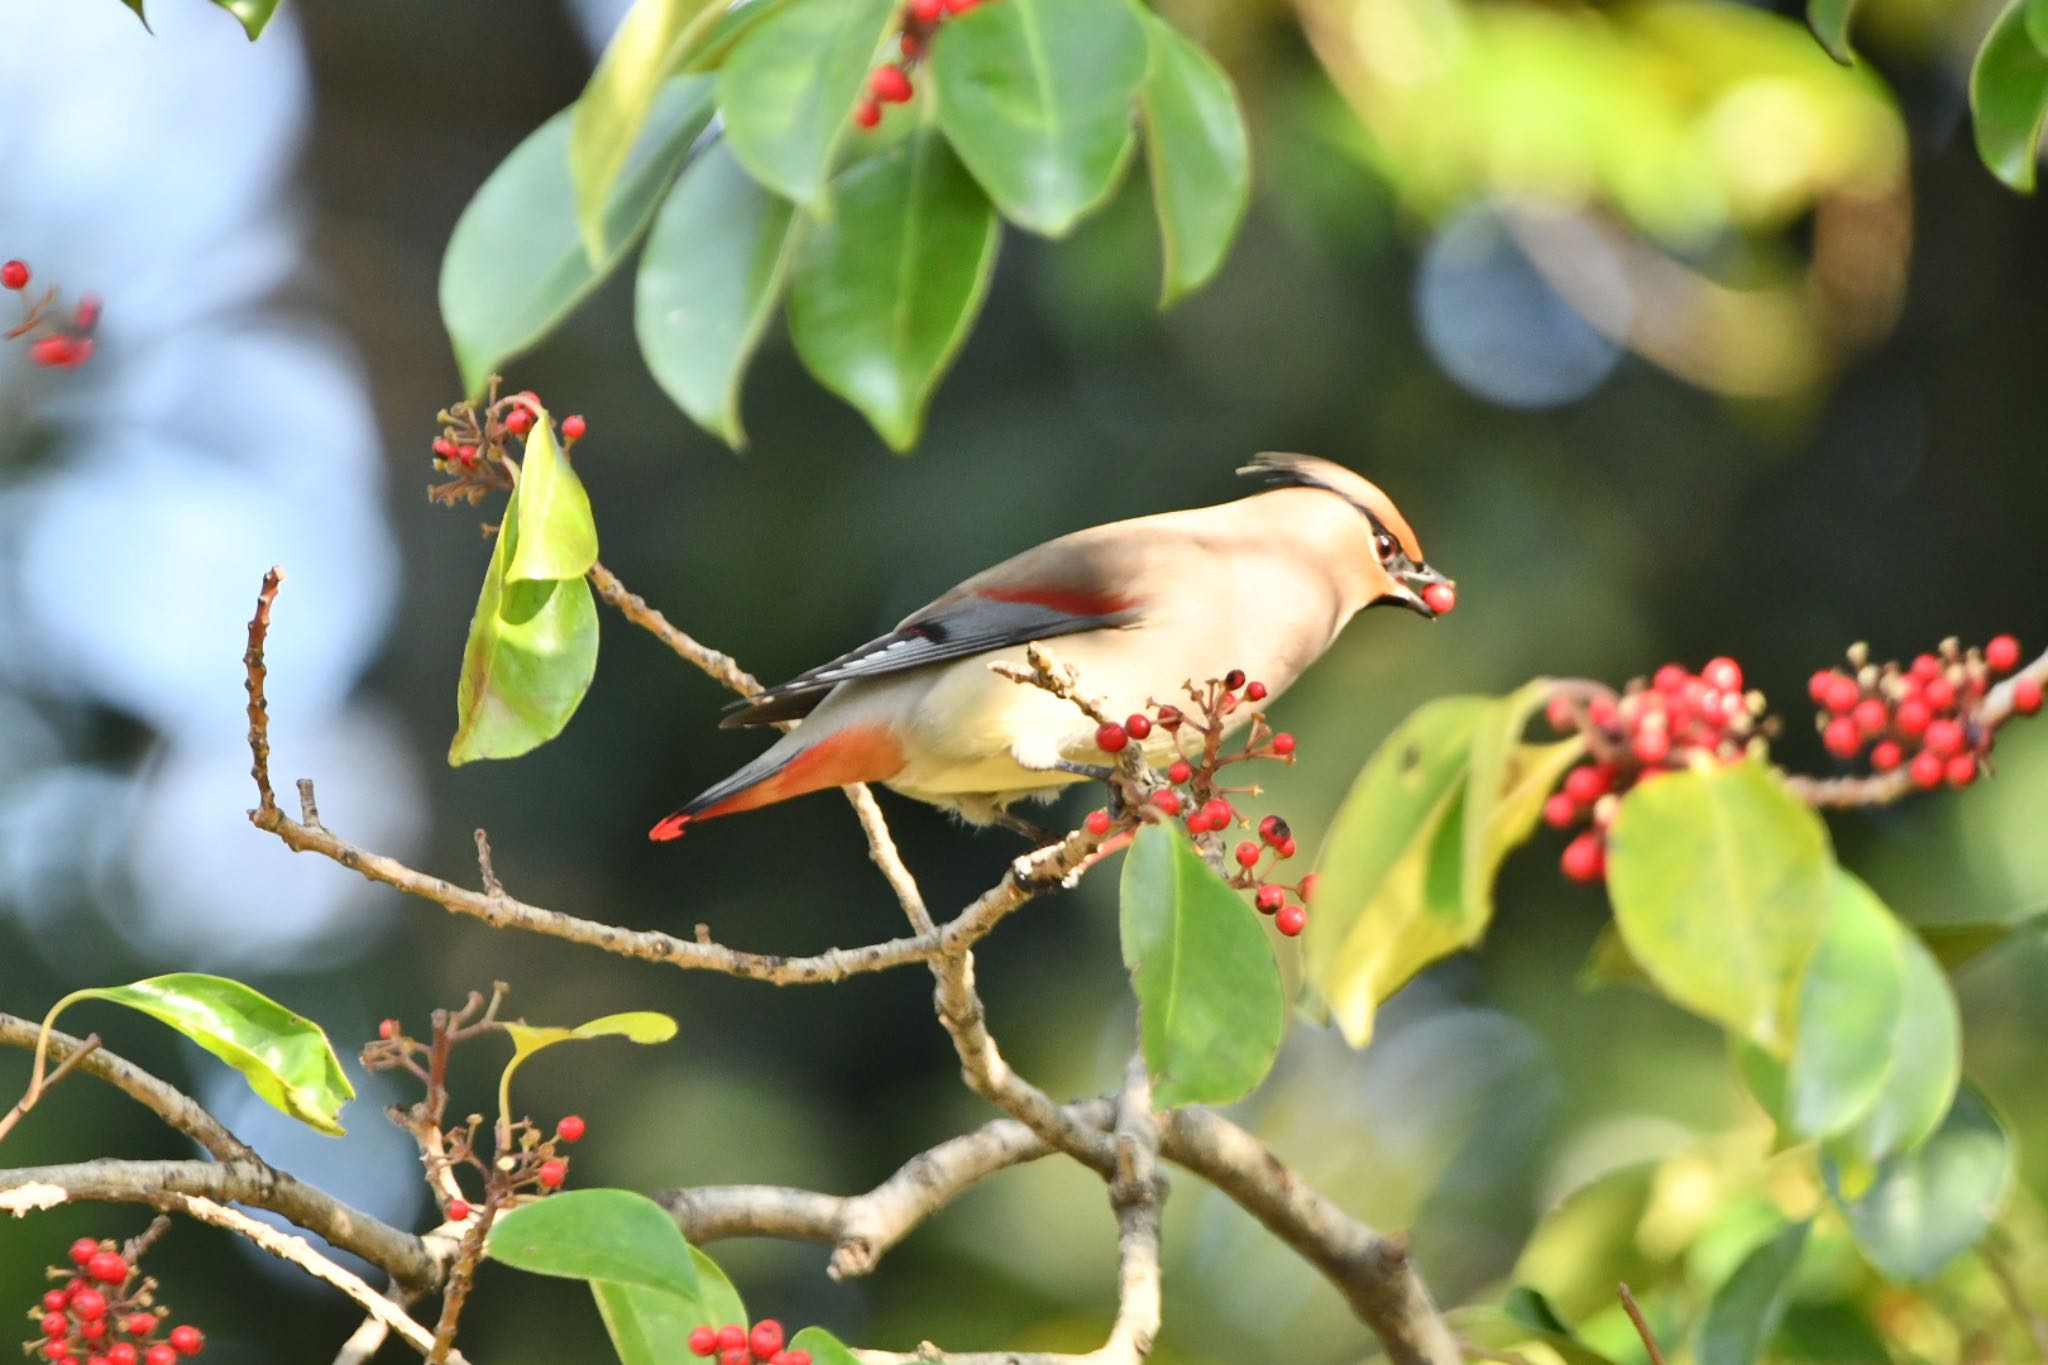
[
  {"x1": 537, "y1": 1159, "x2": 567, "y2": 1189},
  {"x1": 447, "y1": 1198, "x2": 470, "y2": 1221},
  {"x1": 1222, "y1": 669, "x2": 1247, "y2": 691},
  {"x1": 1653, "y1": 664, "x2": 1687, "y2": 694},
  {"x1": 110, "y1": 1348, "x2": 138, "y2": 1365},
  {"x1": 1085, "y1": 809, "x2": 1112, "y2": 835},
  {"x1": 74, "y1": 294, "x2": 101, "y2": 331},
  {"x1": 1117, "y1": 715, "x2": 1151, "y2": 744},
  {"x1": 378, "y1": 1018, "x2": 399, "y2": 1040},
  {"x1": 1199, "y1": 798, "x2": 1233, "y2": 829},
  {"x1": 913, "y1": 0, "x2": 945, "y2": 19},
  {"x1": 1155, "y1": 705, "x2": 1182, "y2": 731},
  {"x1": 1255, "y1": 884, "x2": 1286, "y2": 914},
  {"x1": 1923, "y1": 677, "x2": 1957, "y2": 711},
  {"x1": 1276, "y1": 836, "x2": 1297, "y2": 859},
  {"x1": 44, "y1": 1290, "x2": 68, "y2": 1312},
  {"x1": 1149, "y1": 789, "x2": 1182, "y2": 816},
  {"x1": 750, "y1": 1321, "x2": 784, "y2": 1358},
  {"x1": 1823, "y1": 715, "x2": 1863, "y2": 759},
  {"x1": 1166, "y1": 760, "x2": 1193, "y2": 784},
  {"x1": 853, "y1": 99, "x2": 882, "y2": 129},
  {"x1": 1702, "y1": 657, "x2": 1743, "y2": 694},
  {"x1": 689, "y1": 1328, "x2": 719, "y2": 1358},
  {"x1": 86, "y1": 1252, "x2": 126, "y2": 1285},
  {"x1": 1560, "y1": 833, "x2": 1606, "y2": 883},
  {"x1": 1421, "y1": 582, "x2": 1456, "y2": 615},
  {"x1": 944, "y1": 0, "x2": 977, "y2": 11},
  {"x1": 1853, "y1": 697, "x2": 1889, "y2": 736},
  {"x1": 869, "y1": 63, "x2": 913, "y2": 102},
  {"x1": 147, "y1": 1350, "x2": 176, "y2": 1365},
  {"x1": 1185, "y1": 810, "x2": 1210, "y2": 834},
  {"x1": 1807, "y1": 670, "x2": 1835, "y2": 703},
  {"x1": 717, "y1": 1327, "x2": 746, "y2": 1352},
  {"x1": 2, "y1": 259, "x2": 29, "y2": 289},
  {"x1": 1924, "y1": 718, "x2": 1965, "y2": 757},
  {"x1": 1631, "y1": 728, "x2": 1671, "y2": 765},
  {"x1": 1823, "y1": 675, "x2": 1861, "y2": 713},
  {"x1": 1257, "y1": 813, "x2": 1287, "y2": 845},
  {"x1": 1545, "y1": 693, "x2": 1576, "y2": 732},
  {"x1": 1245, "y1": 680, "x2": 1268, "y2": 701},
  {"x1": 455, "y1": 445, "x2": 477, "y2": 464},
  {"x1": 721, "y1": 1349, "x2": 749, "y2": 1365},
  {"x1": 1987, "y1": 635, "x2": 2021, "y2": 673},
  {"x1": 44, "y1": 1312, "x2": 68, "y2": 1338},
  {"x1": 1907, "y1": 652, "x2": 1939, "y2": 680},
  {"x1": 1235, "y1": 840, "x2": 1261, "y2": 868},
  {"x1": 1895, "y1": 697, "x2": 1931, "y2": 736},
  {"x1": 125, "y1": 1316, "x2": 154, "y2": 1337},
  {"x1": 45, "y1": 1347, "x2": 73, "y2": 1364},
  {"x1": 81, "y1": 1321, "x2": 106, "y2": 1341},
  {"x1": 899, "y1": 30, "x2": 925, "y2": 58},
  {"x1": 1298, "y1": 873, "x2": 1318, "y2": 903},
  {"x1": 1946, "y1": 753, "x2": 1978, "y2": 787},
  {"x1": 2015, "y1": 678, "x2": 2043, "y2": 715},
  {"x1": 167, "y1": 1327, "x2": 202, "y2": 1357},
  {"x1": 71, "y1": 1289, "x2": 106, "y2": 1321},
  {"x1": 504, "y1": 407, "x2": 534, "y2": 436},
  {"x1": 556, "y1": 1114, "x2": 586, "y2": 1142},
  {"x1": 1274, "y1": 903, "x2": 1307, "y2": 936},
  {"x1": 1910, "y1": 749, "x2": 1944, "y2": 789},
  {"x1": 1096, "y1": 722, "x2": 1129, "y2": 753},
  {"x1": 1542, "y1": 793, "x2": 1577, "y2": 829},
  {"x1": 780, "y1": 1354, "x2": 812, "y2": 1365},
  {"x1": 561, "y1": 414, "x2": 587, "y2": 441},
  {"x1": 1270, "y1": 732, "x2": 1297, "y2": 756},
  {"x1": 1562, "y1": 764, "x2": 1610, "y2": 804},
  {"x1": 1870, "y1": 740, "x2": 1903, "y2": 772}
]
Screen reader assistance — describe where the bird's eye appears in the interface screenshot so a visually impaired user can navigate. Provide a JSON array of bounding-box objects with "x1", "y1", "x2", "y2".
[{"x1": 1373, "y1": 533, "x2": 1397, "y2": 563}]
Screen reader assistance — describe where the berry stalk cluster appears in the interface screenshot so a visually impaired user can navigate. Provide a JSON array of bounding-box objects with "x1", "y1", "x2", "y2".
[
  {"x1": 853, "y1": 0, "x2": 998, "y2": 130},
  {"x1": 3, "y1": 257, "x2": 98, "y2": 370},
  {"x1": 1808, "y1": 634, "x2": 2036, "y2": 788},
  {"x1": 427, "y1": 381, "x2": 587, "y2": 508},
  {"x1": 687, "y1": 1317, "x2": 808, "y2": 1365},
  {"x1": 20, "y1": 1238, "x2": 203, "y2": 1365},
  {"x1": 1085, "y1": 670, "x2": 1315, "y2": 935}
]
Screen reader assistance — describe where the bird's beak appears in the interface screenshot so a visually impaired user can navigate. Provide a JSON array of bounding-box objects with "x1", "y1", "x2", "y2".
[{"x1": 1391, "y1": 562, "x2": 1452, "y2": 618}]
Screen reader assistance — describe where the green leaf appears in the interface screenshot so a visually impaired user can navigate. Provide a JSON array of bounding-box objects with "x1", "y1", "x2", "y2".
[
  {"x1": 212, "y1": 0, "x2": 278, "y2": 40},
  {"x1": 506, "y1": 417, "x2": 599, "y2": 583},
  {"x1": 1828, "y1": 1085, "x2": 2014, "y2": 1283},
  {"x1": 1781, "y1": 871, "x2": 1906, "y2": 1140},
  {"x1": 1450, "y1": 1306, "x2": 1619, "y2": 1365},
  {"x1": 119, "y1": 0, "x2": 151, "y2": 31},
  {"x1": 1696, "y1": 1221, "x2": 1811, "y2": 1365},
  {"x1": 679, "y1": 0, "x2": 795, "y2": 72},
  {"x1": 717, "y1": 0, "x2": 900, "y2": 208},
  {"x1": 592, "y1": 1247, "x2": 747, "y2": 1365},
  {"x1": 1911, "y1": 900, "x2": 2048, "y2": 970},
  {"x1": 1136, "y1": 13, "x2": 1250, "y2": 304},
  {"x1": 2029, "y1": 0, "x2": 2048, "y2": 54},
  {"x1": 1301, "y1": 696, "x2": 1490, "y2": 1046},
  {"x1": 786, "y1": 1326, "x2": 863, "y2": 1365},
  {"x1": 1577, "y1": 924, "x2": 1654, "y2": 995},
  {"x1": 787, "y1": 132, "x2": 999, "y2": 451},
  {"x1": 1462, "y1": 683, "x2": 1587, "y2": 929},
  {"x1": 1805, "y1": 0, "x2": 1862, "y2": 64},
  {"x1": 1118, "y1": 823, "x2": 1285, "y2": 1108},
  {"x1": 930, "y1": 0, "x2": 1149, "y2": 237},
  {"x1": 48, "y1": 974, "x2": 353, "y2": 1136},
  {"x1": 1824, "y1": 927, "x2": 1961, "y2": 1185},
  {"x1": 1972, "y1": 0, "x2": 2048, "y2": 193},
  {"x1": 635, "y1": 142, "x2": 803, "y2": 448},
  {"x1": 497, "y1": 1011, "x2": 678, "y2": 1131},
  {"x1": 1605, "y1": 758, "x2": 1834, "y2": 1055},
  {"x1": 439, "y1": 77, "x2": 716, "y2": 396},
  {"x1": 449, "y1": 487, "x2": 601, "y2": 765},
  {"x1": 488, "y1": 1189, "x2": 701, "y2": 1300},
  {"x1": 571, "y1": 0, "x2": 728, "y2": 261}
]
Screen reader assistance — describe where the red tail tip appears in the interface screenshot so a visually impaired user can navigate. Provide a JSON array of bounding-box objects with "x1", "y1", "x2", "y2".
[{"x1": 648, "y1": 813, "x2": 691, "y2": 842}]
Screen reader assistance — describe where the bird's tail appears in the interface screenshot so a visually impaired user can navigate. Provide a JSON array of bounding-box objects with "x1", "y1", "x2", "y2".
[{"x1": 648, "y1": 724, "x2": 907, "y2": 841}]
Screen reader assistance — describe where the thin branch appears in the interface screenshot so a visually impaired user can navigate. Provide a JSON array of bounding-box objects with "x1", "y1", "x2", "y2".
[
  {"x1": 1100, "y1": 1052, "x2": 1163, "y2": 1362},
  {"x1": 245, "y1": 565, "x2": 283, "y2": 819},
  {"x1": 0, "y1": 1032, "x2": 100, "y2": 1143},
  {"x1": 0, "y1": 1015, "x2": 254, "y2": 1162},
  {"x1": 1617, "y1": 1283, "x2": 1665, "y2": 1365},
  {"x1": 588, "y1": 559, "x2": 762, "y2": 698},
  {"x1": 0, "y1": 1159, "x2": 438, "y2": 1293},
  {"x1": 1980, "y1": 1241, "x2": 2048, "y2": 1363}
]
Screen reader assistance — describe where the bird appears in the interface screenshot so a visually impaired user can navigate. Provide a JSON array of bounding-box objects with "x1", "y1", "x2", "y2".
[{"x1": 649, "y1": 453, "x2": 1453, "y2": 841}]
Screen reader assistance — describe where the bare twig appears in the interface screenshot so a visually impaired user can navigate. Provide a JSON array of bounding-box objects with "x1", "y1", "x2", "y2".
[
  {"x1": 1617, "y1": 1283, "x2": 1666, "y2": 1365},
  {"x1": 588, "y1": 560, "x2": 763, "y2": 698},
  {"x1": 0, "y1": 1015, "x2": 253, "y2": 1161},
  {"x1": 0, "y1": 1032, "x2": 100, "y2": 1143},
  {"x1": 473, "y1": 829, "x2": 504, "y2": 898},
  {"x1": 1100, "y1": 1052, "x2": 1163, "y2": 1362},
  {"x1": 245, "y1": 565, "x2": 283, "y2": 818}
]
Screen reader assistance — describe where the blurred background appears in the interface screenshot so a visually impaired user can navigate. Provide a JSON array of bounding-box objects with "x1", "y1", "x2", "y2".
[{"x1": 2, "y1": 0, "x2": 2045, "y2": 1358}]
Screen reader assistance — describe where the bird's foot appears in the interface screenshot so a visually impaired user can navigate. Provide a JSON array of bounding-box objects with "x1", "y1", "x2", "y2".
[{"x1": 991, "y1": 808, "x2": 1061, "y2": 848}]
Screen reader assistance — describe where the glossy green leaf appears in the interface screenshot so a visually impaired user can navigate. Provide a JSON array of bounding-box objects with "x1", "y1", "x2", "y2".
[
  {"x1": 679, "y1": 0, "x2": 795, "y2": 72},
  {"x1": 488, "y1": 1189, "x2": 701, "y2": 1299},
  {"x1": 571, "y1": 0, "x2": 727, "y2": 260},
  {"x1": 1971, "y1": 0, "x2": 2048, "y2": 193},
  {"x1": 786, "y1": 1327, "x2": 862, "y2": 1365},
  {"x1": 440, "y1": 77, "x2": 715, "y2": 396},
  {"x1": 1781, "y1": 871, "x2": 1906, "y2": 1140},
  {"x1": 592, "y1": 1247, "x2": 747, "y2": 1365},
  {"x1": 1304, "y1": 696, "x2": 1488, "y2": 1047},
  {"x1": 47, "y1": 975, "x2": 353, "y2": 1136},
  {"x1": 636, "y1": 142, "x2": 802, "y2": 447},
  {"x1": 718, "y1": 0, "x2": 899, "y2": 208},
  {"x1": 212, "y1": 0, "x2": 278, "y2": 40},
  {"x1": 1696, "y1": 1221, "x2": 1810, "y2": 1365},
  {"x1": 1137, "y1": 13, "x2": 1250, "y2": 304},
  {"x1": 506, "y1": 417, "x2": 599, "y2": 583},
  {"x1": 1462, "y1": 683, "x2": 1587, "y2": 928},
  {"x1": 1119, "y1": 823, "x2": 1285, "y2": 1108},
  {"x1": 1828, "y1": 1085, "x2": 2014, "y2": 1283},
  {"x1": 1605, "y1": 758, "x2": 1834, "y2": 1055},
  {"x1": 1450, "y1": 1306, "x2": 1618, "y2": 1365},
  {"x1": 497, "y1": 1011, "x2": 677, "y2": 1132},
  {"x1": 930, "y1": 0, "x2": 1149, "y2": 236},
  {"x1": 1824, "y1": 927, "x2": 1961, "y2": 1185},
  {"x1": 787, "y1": 132, "x2": 998, "y2": 451},
  {"x1": 2029, "y1": 0, "x2": 2048, "y2": 54},
  {"x1": 449, "y1": 487, "x2": 601, "y2": 765},
  {"x1": 1805, "y1": 0, "x2": 1862, "y2": 64}
]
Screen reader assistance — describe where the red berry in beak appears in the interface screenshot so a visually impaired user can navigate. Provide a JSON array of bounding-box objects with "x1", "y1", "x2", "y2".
[{"x1": 1421, "y1": 582, "x2": 1456, "y2": 615}]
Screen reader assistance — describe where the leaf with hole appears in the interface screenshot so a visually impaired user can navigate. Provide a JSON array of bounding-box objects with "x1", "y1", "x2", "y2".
[
  {"x1": 44, "y1": 974, "x2": 353, "y2": 1136},
  {"x1": 1119, "y1": 823, "x2": 1284, "y2": 1108}
]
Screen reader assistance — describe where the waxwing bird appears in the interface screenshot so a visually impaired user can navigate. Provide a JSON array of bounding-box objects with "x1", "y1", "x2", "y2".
[{"x1": 650, "y1": 454, "x2": 1453, "y2": 841}]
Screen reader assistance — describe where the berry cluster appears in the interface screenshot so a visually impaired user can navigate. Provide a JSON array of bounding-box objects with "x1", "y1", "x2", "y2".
[
  {"x1": 4, "y1": 257, "x2": 99, "y2": 370},
  {"x1": 427, "y1": 382, "x2": 587, "y2": 507},
  {"x1": 853, "y1": 0, "x2": 997, "y2": 130},
  {"x1": 1542, "y1": 657, "x2": 1766, "y2": 884},
  {"x1": 1084, "y1": 670, "x2": 1315, "y2": 935},
  {"x1": 1809, "y1": 634, "x2": 2038, "y2": 788},
  {"x1": 20, "y1": 1239, "x2": 203, "y2": 1365},
  {"x1": 686, "y1": 1318, "x2": 808, "y2": 1365}
]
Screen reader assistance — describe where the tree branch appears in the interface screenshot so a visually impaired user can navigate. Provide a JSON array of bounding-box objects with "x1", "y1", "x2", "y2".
[{"x1": 0, "y1": 1014, "x2": 255, "y2": 1162}]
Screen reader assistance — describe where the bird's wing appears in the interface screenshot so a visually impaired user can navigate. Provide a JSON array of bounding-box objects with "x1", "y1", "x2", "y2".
[{"x1": 720, "y1": 580, "x2": 1144, "y2": 728}]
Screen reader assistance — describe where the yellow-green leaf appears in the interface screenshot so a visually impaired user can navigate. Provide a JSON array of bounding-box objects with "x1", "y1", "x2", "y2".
[
  {"x1": 506, "y1": 416, "x2": 599, "y2": 583},
  {"x1": 498, "y1": 1011, "x2": 677, "y2": 1131},
  {"x1": 1462, "y1": 681, "x2": 1587, "y2": 928}
]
